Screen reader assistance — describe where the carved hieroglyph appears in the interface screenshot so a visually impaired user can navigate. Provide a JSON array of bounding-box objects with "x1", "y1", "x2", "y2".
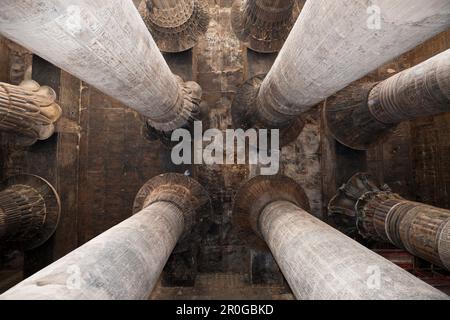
[
  {"x1": 329, "y1": 173, "x2": 450, "y2": 271},
  {"x1": 325, "y1": 49, "x2": 450, "y2": 150},
  {"x1": 231, "y1": 0, "x2": 450, "y2": 144},
  {"x1": 0, "y1": 0, "x2": 203, "y2": 133},
  {"x1": 0, "y1": 174, "x2": 210, "y2": 300},
  {"x1": 233, "y1": 175, "x2": 448, "y2": 300}
]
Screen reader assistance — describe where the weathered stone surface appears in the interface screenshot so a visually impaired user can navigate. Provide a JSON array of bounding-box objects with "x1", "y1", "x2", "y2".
[
  {"x1": 329, "y1": 173, "x2": 450, "y2": 271},
  {"x1": 0, "y1": 174, "x2": 210, "y2": 300},
  {"x1": 0, "y1": 0, "x2": 201, "y2": 132},
  {"x1": 233, "y1": 175, "x2": 448, "y2": 299},
  {"x1": 1, "y1": 0, "x2": 450, "y2": 299},
  {"x1": 261, "y1": 200, "x2": 448, "y2": 299},
  {"x1": 234, "y1": 0, "x2": 450, "y2": 134},
  {"x1": 325, "y1": 50, "x2": 450, "y2": 150}
]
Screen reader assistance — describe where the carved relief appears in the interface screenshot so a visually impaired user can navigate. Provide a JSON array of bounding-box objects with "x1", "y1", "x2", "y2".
[
  {"x1": 0, "y1": 80, "x2": 62, "y2": 146},
  {"x1": 139, "y1": 0, "x2": 210, "y2": 52}
]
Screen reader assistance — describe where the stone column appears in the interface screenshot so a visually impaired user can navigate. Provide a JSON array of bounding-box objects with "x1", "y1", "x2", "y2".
[
  {"x1": 139, "y1": 0, "x2": 209, "y2": 53},
  {"x1": 232, "y1": 0, "x2": 450, "y2": 144},
  {"x1": 326, "y1": 49, "x2": 450, "y2": 150},
  {"x1": 329, "y1": 173, "x2": 450, "y2": 272},
  {"x1": 231, "y1": 0, "x2": 299, "y2": 53},
  {"x1": 0, "y1": 0, "x2": 202, "y2": 133},
  {"x1": 233, "y1": 175, "x2": 448, "y2": 299},
  {"x1": 0, "y1": 174, "x2": 60, "y2": 250},
  {"x1": 0, "y1": 173, "x2": 210, "y2": 300},
  {"x1": 0, "y1": 80, "x2": 62, "y2": 146}
]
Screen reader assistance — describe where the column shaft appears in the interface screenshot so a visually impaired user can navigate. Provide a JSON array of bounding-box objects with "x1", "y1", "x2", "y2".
[
  {"x1": 329, "y1": 173, "x2": 450, "y2": 271},
  {"x1": 326, "y1": 49, "x2": 450, "y2": 149},
  {"x1": 1, "y1": 173, "x2": 210, "y2": 299},
  {"x1": 0, "y1": 0, "x2": 200, "y2": 131},
  {"x1": 241, "y1": 0, "x2": 450, "y2": 129},
  {"x1": 260, "y1": 200, "x2": 447, "y2": 299},
  {"x1": 234, "y1": 175, "x2": 448, "y2": 299},
  {"x1": 369, "y1": 49, "x2": 450, "y2": 123},
  {"x1": 0, "y1": 201, "x2": 184, "y2": 300},
  {"x1": 356, "y1": 193, "x2": 450, "y2": 271},
  {"x1": 0, "y1": 80, "x2": 62, "y2": 145}
]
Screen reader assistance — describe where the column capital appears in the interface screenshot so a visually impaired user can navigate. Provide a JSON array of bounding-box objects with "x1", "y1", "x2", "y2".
[
  {"x1": 0, "y1": 0, "x2": 198, "y2": 134},
  {"x1": 231, "y1": 74, "x2": 304, "y2": 146},
  {"x1": 324, "y1": 81, "x2": 396, "y2": 150},
  {"x1": 0, "y1": 174, "x2": 60, "y2": 250},
  {"x1": 329, "y1": 172, "x2": 450, "y2": 270},
  {"x1": 232, "y1": 0, "x2": 450, "y2": 146},
  {"x1": 145, "y1": 75, "x2": 203, "y2": 134},
  {"x1": 328, "y1": 173, "x2": 392, "y2": 236},
  {"x1": 231, "y1": 0, "x2": 300, "y2": 53},
  {"x1": 325, "y1": 49, "x2": 450, "y2": 150},
  {"x1": 233, "y1": 175, "x2": 309, "y2": 241},
  {"x1": 133, "y1": 173, "x2": 211, "y2": 239},
  {"x1": 0, "y1": 80, "x2": 62, "y2": 146},
  {"x1": 139, "y1": 0, "x2": 210, "y2": 52}
]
